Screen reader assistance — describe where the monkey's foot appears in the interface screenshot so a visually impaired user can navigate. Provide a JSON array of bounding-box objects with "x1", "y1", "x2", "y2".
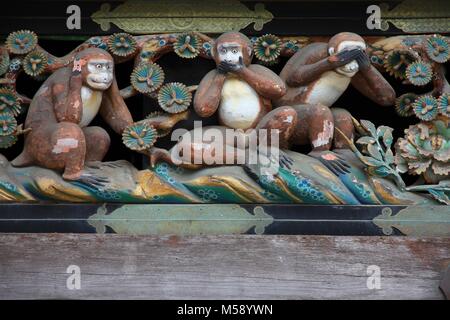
[{"x1": 62, "y1": 171, "x2": 83, "y2": 181}]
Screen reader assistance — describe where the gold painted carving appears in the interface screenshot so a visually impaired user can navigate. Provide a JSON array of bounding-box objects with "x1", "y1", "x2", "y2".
[
  {"x1": 380, "y1": 0, "x2": 450, "y2": 33},
  {"x1": 91, "y1": 0, "x2": 273, "y2": 34}
]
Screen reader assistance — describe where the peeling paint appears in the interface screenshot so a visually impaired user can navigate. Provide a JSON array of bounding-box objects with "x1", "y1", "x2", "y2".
[
  {"x1": 283, "y1": 115, "x2": 294, "y2": 123},
  {"x1": 312, "y1": 120, "x2": 334, "y2": 148},
  {"x1": 52, "y1": 138, "x2": 79, "y2": 154}
]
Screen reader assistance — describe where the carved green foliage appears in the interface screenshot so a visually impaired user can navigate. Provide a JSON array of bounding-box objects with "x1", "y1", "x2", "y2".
[
  {"x1": 438, "y1": 93, "x2": 450, "y2": 117},
  {"x1": 425, "y1": 34, "x2": 450, "y2": 63},
  {"x1": 350, "y1": 119, "x2": 405, "y2": 189},
  {"x1": 413, "y1": 95, "x2": 439, "y2": 121},
  {"x1": 6, "y1": 30, "x2": 37, "y2": 55},
  {"x1": 173, "y1": 33, "x2": 200, "y2": 59},
  {"x1": 406, "y1": 61, "x2": 433, "y2": 86},
  {"x1": 395, "y1": 120, "x2": 450, "y2": 182},
  {"x1": 0, "y1": 134, "x2": 17, "y2": 149},
  {"x1": 130, "y1": 62, "x2": 165, "y2": 94},
  {"x1": 395, "y1": 93, "x2": 417, "y2": 117},
  {"x1": 0, "y1": 47, "x2": 9, "y2": 76},
  {"x1": 0, "y1": 88, "x2": 21, "y2": 116},
  {"x1": 23, "y1": 50, "x2": 48, "y2": 77},
  {"x1": 253, "y1": 34, "x2": 282, "y2": 63},
  {"x1": 107, "y1": 33, "x2": 137, "y2": 57},
  {"x1": 384, "y1": 49, "x2": 416, "y2": 79},
  {"x1": 157, "y1": 82, "x2": 192, "y2": 114},
  {"x1": 0, "y1": 112, "x2": 17, "y2": 136},
  {"x1": 122, "y1": 120, "x2": 158, "y2": 151}
]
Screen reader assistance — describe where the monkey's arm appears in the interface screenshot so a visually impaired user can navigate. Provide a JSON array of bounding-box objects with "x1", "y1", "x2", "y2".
[
  {"x1": 284, "y1": 44, "x2": 361, "y2": 87},
  {"x1": 239, "y1": 64, "x2": 286, "y2": 99},
  {"x1": 351, "y1": 57, "x2": 396, "y2": 106},
  {"x1": 194, "y1": 70, "x2": 226, "y2": 117},
  {"x1": 100, "y1": 78, "x2": 134, "y2": 134},
  {"x1": 53, "y1": 69, "x2": 83, "y2": 123}
]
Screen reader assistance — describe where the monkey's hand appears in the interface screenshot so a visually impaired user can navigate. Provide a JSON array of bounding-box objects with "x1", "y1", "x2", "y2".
[
  {"x1": 217, "y1": 57, "x2": 244, "y2": 74},
  {"x1": 309, "y1": 150, "x2": 351, "y2": 176},
  {"x1": 355, "y1": 50, "x2": 371, "y2": 71},
  {"x1": 72, "y1": 58, "x2": 86, "y2": 75},
  {"x1": 328, "y1": 48, "x2": 361, "y2": 68}
]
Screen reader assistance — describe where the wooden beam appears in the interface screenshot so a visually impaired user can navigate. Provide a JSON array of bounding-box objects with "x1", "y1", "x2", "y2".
[{"x1": 0, "y1": 234, "x2": 448, "y2": 299}]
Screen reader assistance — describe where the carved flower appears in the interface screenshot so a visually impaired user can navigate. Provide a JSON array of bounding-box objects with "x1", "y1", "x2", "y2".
[
  {"x1": 0, "y1": 112, "x2": 17, "y2": 136},
  {"x1": 0, "y1": 134, "x2": 17, "y2": 149},
  {"x1": 122, "y1": 120, "x2": 158, "y2": 151},
  {"x1": 438, "y1": 93, "x2": 450, "y2": 118},
  {"x1": 88, "y1": 37, "x2": 108, "y2": 50},
  {"x1": 130, "y1": 62, "x2": 165, "y2": 94},
  {"x1": 406, "y1": 61, "x2": 433, "y2": 86},
  {"x1": 425, "y1": 35, "x2": 450, "y2": 63},
  {"x1": 173, "y1": 33, "x2": 200, "y2": 59},
  {"x1": 0, "y1": 88, "x2": 21, "y2": 116},
  {"x1": 383, "y1": 49, "x2": 417, "y2": 79},
  {"x1": 107, "y1": 33, "x2": 137, "y2": 57},
  {"x1": 0, "y1": 47, "x2": 10, "y2": 76},
  {"x1": 412, "y1": 95, "x2": 439, "y2": 121},
  {"x1": 23, "y1": 50, "x2": 48, "y2": 77},
  {"x1": 6, "y1": 30, "x2": 37, "y2": 55},
  {"x1": 395, "y1": 93, "x2": 417, "y2": 117},
  {"x1": 253, "y1": 34, "x2": 282, "y2": 63},
  {"x1": 158, "y1": 82, "x2": 192, "y2": 114},
  {"x1": 395, "y1": 120, "x2": 450, "y2": 183}
]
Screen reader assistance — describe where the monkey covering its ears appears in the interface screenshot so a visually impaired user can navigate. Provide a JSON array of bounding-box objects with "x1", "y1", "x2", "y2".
[{"x1": 12, "y1": 48, "x2": 134, "y2": 181}]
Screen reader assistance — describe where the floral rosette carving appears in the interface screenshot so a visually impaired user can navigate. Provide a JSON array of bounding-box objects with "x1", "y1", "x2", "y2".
[
  {"x1": 6, "y1": 30, "x2": 37, "y2": 55},
  {"x1": 395, "y1": 120, "x2": 450, "y2": 183},
  {"x1": 173, "y1": 33, "x2": 200, "y2": 59},
  {"x1": 425, "y1": 35, "x2": 450, "y2": 63}
]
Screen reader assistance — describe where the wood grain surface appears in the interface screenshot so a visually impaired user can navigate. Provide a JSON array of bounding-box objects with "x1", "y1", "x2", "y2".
[{"x1": 0, "y1": 234, "x2": 448, "y2": 299}]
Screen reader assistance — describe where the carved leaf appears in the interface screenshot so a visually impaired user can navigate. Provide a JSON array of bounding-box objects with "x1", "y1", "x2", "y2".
[
  {"x1": 374, "y1": 165, "x2": 391, "y2": 177},
  {"x1": 385, "y1": 148, "x2": 395, "y2": 165},
  {"x1": 367, "y1": 143, "x2": 383, "y2": 161},
  {"x1": 360, "y1": 120, "x2": 377, "y2": 137},
  {"x1": 356, "y1": 136, "x2": 376, "y2": 145}
]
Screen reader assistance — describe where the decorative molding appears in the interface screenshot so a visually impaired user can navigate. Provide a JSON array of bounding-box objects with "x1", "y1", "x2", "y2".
[
  {"x1": 91, "y1": 0, "x2": 273, "y2": 34},
  {"x1": 373, "y1": 206, "x2": 450, "y2": 236},
  {"x1": 381, "y1": 0, "x2": 450, "y2": 33}
]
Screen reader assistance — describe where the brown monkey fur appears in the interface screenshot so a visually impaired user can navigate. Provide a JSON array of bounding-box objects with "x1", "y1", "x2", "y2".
[
  {"x1": 12, "y1": 48, "x2": 133, "y2": 180},
  {"x1": 275, "y1": 32, "x2": 396, "y2": 151}
]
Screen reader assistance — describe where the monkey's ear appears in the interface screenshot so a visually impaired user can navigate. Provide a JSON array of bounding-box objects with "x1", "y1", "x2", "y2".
[
  {"x1": 328, "y1": 47, "x2": 335, "y2": 55},
  {"x1": 247, "y1": 45, "x2": 253, "y2": 57},
  {"x1": 210, "y1": 42, "x2": 216, "y2": 58}
]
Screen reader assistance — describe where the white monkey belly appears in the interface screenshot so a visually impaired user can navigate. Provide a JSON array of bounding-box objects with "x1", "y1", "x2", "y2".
[
  {"x1": 79, "y1": 86, "x2": 102, "y2": 128},
  {"x1": 305, "y1": 71, "x2": 351, "y2": 107},
  {"x1": 219, "y1": 77, "x2": 262, "y2": 129}
]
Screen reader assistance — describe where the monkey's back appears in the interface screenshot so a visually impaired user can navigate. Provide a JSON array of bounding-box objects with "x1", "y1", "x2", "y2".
[{"x1": 24, "y1": 68, "x2": 69, "y2": 129}]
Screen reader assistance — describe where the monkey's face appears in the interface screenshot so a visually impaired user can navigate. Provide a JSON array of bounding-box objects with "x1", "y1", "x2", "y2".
[
  {"x1": 83, "y1": 58, "x2": 114, "y2": 91},
  {"x1": 216, "y1": 42, "x2": 244, "y2": 65},
  {"x1": 335, "y1": 40, "x2": 366, "y2": 77}
]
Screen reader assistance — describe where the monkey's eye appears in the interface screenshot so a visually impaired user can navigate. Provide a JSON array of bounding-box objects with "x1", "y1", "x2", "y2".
[
  {"x1": 232, "y1": 49, "x2": 238, "y2": 54},
  {"x1": 96, "y1": 64, "x2": 102, "y2": 69},
  {"x1": 220, "y1": 48, "x2": 227, "y2": 54}
]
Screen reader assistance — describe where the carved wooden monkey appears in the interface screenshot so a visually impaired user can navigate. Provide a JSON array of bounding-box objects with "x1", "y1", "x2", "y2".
[
  {"x1": 149, "y1": 32, "x2": 298, "y2": 167},
  {"x1": 12, "y1": 48, "x2": 134, "y2": 181},
  {"x1": 276, "y1": 32, "x2": 396, "y2": 151},
  {"x1": 194, "y1": 31, "x2": 297, "y2": 146}
]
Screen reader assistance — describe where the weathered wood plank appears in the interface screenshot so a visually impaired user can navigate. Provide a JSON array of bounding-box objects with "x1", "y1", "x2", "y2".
[{"x1": 0, "y1": 234, "x2": 448, "y2": 299}]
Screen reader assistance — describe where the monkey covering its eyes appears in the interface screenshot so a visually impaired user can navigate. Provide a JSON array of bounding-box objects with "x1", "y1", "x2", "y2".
[
  {"x1": 275, "y1": 32, "x2": 396, "y2": 152},
  {"x1": 11, "y1": 48, "x2": 134, "y2": 181}
]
